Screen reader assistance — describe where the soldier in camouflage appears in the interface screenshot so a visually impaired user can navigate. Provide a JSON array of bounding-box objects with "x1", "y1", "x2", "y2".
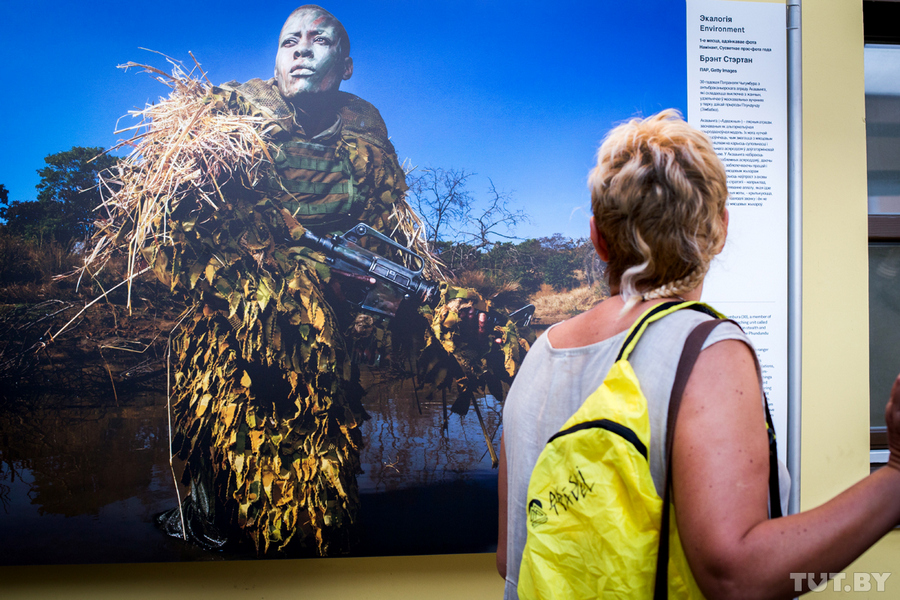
[{"x1": 154, "y1": 5, "x2": 525, "y2": 556}]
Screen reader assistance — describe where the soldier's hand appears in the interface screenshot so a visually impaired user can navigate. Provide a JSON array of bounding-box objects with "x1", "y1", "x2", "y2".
[{"x1": 457, "y1": 306, "x2": 503, "y2": 346}]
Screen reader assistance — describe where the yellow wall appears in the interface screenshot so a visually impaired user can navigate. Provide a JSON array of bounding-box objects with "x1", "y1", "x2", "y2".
[
  {"x1": 2, "y1": 554, "x2": 503, "y2": 599},
  {"x1": 802, "y1": 0, "x2": 900, "y2": 595},
  {"x1": 0, "y1": 1, "x2": 891, "y2": 597},
  {"x1": 801, "y1": 0, "x2": 870, "y2": 505}
]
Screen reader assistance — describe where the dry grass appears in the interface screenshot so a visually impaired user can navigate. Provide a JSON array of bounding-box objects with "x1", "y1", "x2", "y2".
[
  {"x1": 0, "y1": 234, "x2": 84, "y2": 303},
  {"x1": 85, "y1": 56, "x2": 274, "y2": 307},
  {"x1": 531, "y1": 284, "x2": 608, "y2": 325},
  {"x1": 453, "y1": 270, "x2": 528, "y2": 311},
  {"x1": 86, "y1": 54, "x2": 439, "y2": 306}
]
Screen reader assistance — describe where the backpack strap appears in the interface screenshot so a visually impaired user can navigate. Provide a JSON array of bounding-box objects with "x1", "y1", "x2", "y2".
[
  {"x1": 653, "y1": 319, "x2": 782, "y2": 598},
  {"x1": 765, "y1": 402, "x2": 783, "y2": 519},
  {"x1": 653, "y1": 319, "x2": 722, "y2": 599},
  {"x1": 617, "y1": 301, "x2": 722, "y2": 362}
]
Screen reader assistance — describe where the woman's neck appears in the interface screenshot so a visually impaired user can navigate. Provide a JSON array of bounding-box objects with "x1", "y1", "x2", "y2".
[{"x1": 547, "y1": 284, "x2": 704, "y2": 350}]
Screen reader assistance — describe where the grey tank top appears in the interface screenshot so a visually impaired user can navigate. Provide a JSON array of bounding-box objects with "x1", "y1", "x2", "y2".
[{"x1": 501, "y1": 308, "x2": 789, "y2": 600}]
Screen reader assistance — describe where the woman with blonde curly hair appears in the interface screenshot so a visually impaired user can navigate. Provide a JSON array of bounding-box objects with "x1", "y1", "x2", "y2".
[{"x1": 498, "y1": 109, "x2": 900, "y2": 599}]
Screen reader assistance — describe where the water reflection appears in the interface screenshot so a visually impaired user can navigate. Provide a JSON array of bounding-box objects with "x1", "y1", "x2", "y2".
[
  {"x1": 359, "y1": 371, "x2": 502, "y2": 493},
  {"x1": 0, "y1": 367, "x2": 501, "y2": 564}
]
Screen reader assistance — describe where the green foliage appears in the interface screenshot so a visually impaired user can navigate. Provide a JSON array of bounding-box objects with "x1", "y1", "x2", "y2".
[
  {"x1": 545, "y1": 252, "x2": 580, "y2": 291},
  {"x1": 0, "y1": 230, "x2": 84, "y2": 302},
  {"x1": 407, "y1": 168, "x2": 593, "y2": 293},
  {"x1": 539, "y1": 234, "x2": 585, "y2": 291},
  {"x1": 0, "y1": 230, "x2": 43, "y2": 284},
  {"x1": 455, "y1": 235, "x2": 592, "y2": 295},
  {"x1": 1, "y1": 147, "x2": 118, "y2": 244},
  {"x1": 0, "y1": 230, "x2": 81, "y2": 284}
]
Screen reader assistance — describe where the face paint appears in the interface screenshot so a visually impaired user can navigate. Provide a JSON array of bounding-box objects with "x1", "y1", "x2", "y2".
[{"x1": 274, "y1": 9, "x2": 350, "y2": 99}]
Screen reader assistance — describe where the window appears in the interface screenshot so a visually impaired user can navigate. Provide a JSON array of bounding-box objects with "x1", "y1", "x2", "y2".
[{"x1": 864, "y1": 1, "x2": 900, "y2": 457}]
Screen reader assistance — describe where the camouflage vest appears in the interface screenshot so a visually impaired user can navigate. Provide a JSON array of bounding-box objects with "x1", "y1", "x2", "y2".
[
  {"x1": 267, "y1": 136, "x2": 359, "y2": 234},
  {"x1": 218, "y1": 79, "x2": 398, "y2": 235}
]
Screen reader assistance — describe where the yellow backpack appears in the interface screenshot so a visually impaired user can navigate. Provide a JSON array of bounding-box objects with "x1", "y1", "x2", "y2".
[{"x1": 517, "y1": 301, "x2": 782, "y2": 599}]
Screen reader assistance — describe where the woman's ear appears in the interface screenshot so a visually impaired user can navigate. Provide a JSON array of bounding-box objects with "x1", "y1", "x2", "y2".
[
  {"x1": 590, "y1": 217, "x2": 610, "y2": 263},
  {"x1": 715, "y1": 208, "x2": 730, "y2": 254}
]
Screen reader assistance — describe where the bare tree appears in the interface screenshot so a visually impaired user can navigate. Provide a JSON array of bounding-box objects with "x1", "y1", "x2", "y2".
[
  {"x1": 467, "y1": 179, "x2": 529, "y2": 251},
  {"x1": 407, "y1": 168, "x2": 473, "y2": 246},
  {"x1": 406, "y1": 167, "x2": 529, "y2": 252}
]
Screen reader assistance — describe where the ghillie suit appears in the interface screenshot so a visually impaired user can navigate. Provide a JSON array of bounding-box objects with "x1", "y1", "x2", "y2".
[
  {"x1": 88, "y1": 62, "x2": 527, "y2": 555},
  {"x1": 419, "y1": 284, "x2": 526, "y2": 416}
]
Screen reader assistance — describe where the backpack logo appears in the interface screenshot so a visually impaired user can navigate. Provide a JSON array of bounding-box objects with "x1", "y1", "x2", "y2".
[
  {"x1": 542, "y1": 467, "x2": 597, "y2": 518},
  {"x1": 528, "y1": 499, "x2": 548, "y2": 527}
]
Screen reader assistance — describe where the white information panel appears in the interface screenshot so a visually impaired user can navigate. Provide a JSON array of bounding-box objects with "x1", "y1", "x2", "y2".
[{"x1": 686, "y1": 0, "x2": 788, "y2": 459}]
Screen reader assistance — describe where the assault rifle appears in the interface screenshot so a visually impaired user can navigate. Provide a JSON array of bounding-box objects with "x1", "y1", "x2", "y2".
[{"x1": 298, "y1": 223, "x2": 535, "y2": 327}]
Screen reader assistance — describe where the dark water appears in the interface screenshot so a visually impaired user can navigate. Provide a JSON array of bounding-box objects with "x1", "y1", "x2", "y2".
[
  {"x1": 0, "y1": 368, "x2": 501, "y2": 565},
  {"x1": 356, "y1": 373, "x2": 501, "y2": 557}
]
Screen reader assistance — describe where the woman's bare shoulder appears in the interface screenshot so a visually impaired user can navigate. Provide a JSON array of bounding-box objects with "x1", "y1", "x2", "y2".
[{"x1": 546, "y1": 298, "x2": 632, "y2": 349}]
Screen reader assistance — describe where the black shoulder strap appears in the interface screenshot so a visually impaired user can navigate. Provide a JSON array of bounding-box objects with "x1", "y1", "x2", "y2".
[
  {"x1": 653, "y1": 319, "x2": 721, "y2": 599},
  {"x1": 764, "y1": 396, "x2": 783, "y2": 519},
  {"x1": 653, "y1": 319, "x2": 782, "y2": 598}
]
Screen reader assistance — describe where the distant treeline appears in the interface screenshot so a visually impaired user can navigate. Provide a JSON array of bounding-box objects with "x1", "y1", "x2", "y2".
[
  {"x1": 0, "y1": 148, "x2": 605, "y2": 304},
  {"x1": 433, "y1": 234, "x2": 599, "y2": 297}
]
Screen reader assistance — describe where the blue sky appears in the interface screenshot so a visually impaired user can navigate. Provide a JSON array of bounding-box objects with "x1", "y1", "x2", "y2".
[{"x1": 0, "y1": 1, "x2": 686, "y2": 241}]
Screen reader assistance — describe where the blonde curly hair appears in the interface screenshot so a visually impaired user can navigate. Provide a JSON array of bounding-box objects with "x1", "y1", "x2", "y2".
[{"x1": 588, "y1": 109, "x2": 728, "y2": 311}]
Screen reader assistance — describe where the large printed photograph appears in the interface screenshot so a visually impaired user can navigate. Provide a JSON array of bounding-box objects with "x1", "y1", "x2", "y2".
[{"x1": 0, "y1": 1, "x2": 686, "y2": 564}]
